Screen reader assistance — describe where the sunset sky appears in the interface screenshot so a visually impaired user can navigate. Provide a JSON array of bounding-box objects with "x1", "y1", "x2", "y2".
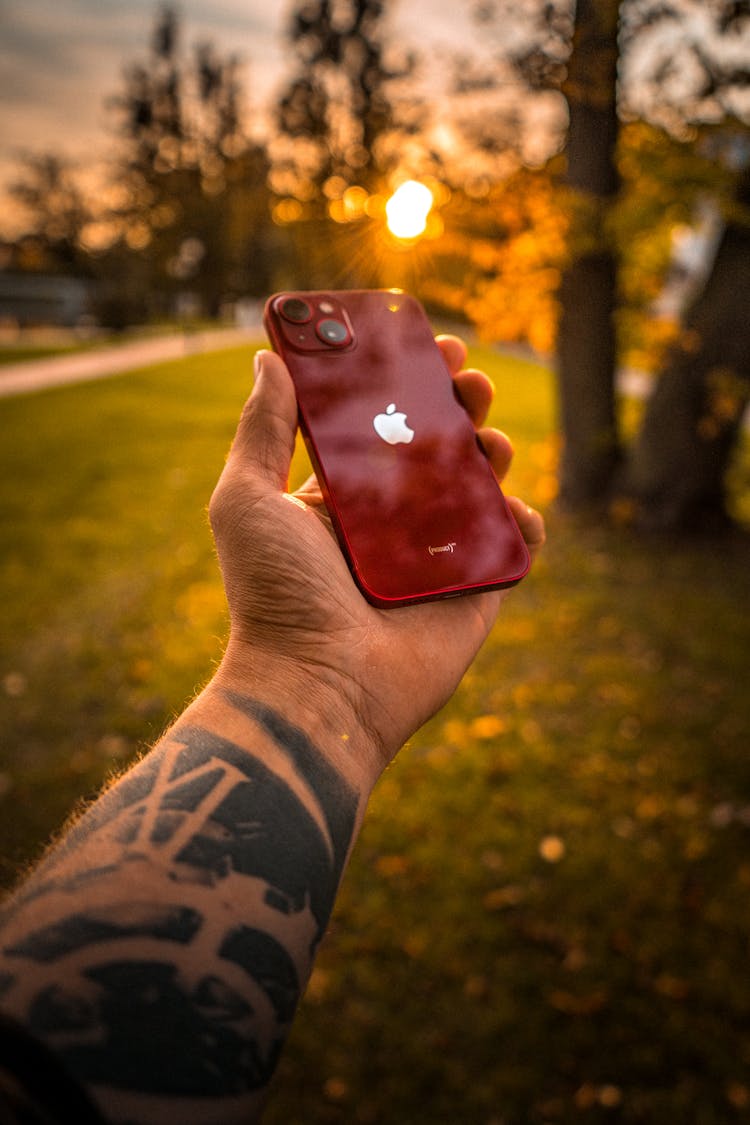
[
  {"x1": 0, "y1": 0, "x2": 474, "y2": 208},
  {"x1": 2, "y1": 0, "x2": 748, "y2": 238}
]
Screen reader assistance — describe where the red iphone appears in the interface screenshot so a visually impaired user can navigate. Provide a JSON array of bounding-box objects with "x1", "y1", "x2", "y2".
[{"x1": 263, "y1": 289, "x2": 530, "y2": 608}]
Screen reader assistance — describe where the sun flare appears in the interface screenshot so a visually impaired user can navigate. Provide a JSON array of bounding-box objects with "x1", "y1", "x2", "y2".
[{"x1": 385, "y1": 180, "x2": 433, "y2": 240}]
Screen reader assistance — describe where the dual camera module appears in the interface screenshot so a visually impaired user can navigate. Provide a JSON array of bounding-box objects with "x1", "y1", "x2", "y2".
[{"x1": 275, "y1": 295, "x2": 353, "y2": 351}]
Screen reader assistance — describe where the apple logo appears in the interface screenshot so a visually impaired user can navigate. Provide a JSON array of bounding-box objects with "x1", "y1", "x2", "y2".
[{"x1": 373, "y1": 402, "x2": 415, "y2": 445}]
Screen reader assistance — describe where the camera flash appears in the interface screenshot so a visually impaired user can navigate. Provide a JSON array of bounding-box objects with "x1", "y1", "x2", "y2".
[{"x1": 319, "y1": 301, "x2": 335, "y2": 314}]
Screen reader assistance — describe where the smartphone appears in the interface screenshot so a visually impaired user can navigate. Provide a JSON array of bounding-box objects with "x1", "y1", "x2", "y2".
[{"x1": 263, "y1": 289, "x2": 530, "y2": 608}]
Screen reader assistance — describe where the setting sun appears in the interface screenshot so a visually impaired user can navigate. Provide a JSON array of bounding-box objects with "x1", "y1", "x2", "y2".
[{"x1": 385, "y1": 180, "x2": 434, "y2": 240}]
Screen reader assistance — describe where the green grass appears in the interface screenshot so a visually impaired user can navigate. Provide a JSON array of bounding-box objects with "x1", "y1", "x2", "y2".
[
  {"x1": 0, "y1": 335, "x2": 126, "y2": 366},
  {"x1": 0, "y1": 345, "x2": 258, "y2": 875},
  {"x1": 0, "y1": 345, "x2": 83, "y2": 365},
  {"x1": 1, "y1": 344, "x2": 749, "y2": 1122}
]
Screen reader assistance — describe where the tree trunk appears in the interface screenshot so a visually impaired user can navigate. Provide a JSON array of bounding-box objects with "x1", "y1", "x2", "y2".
[
  {"x1": 556, "y1": 0, "x2": 622, "y2": 509},
  {"x1": 622, "y1": 163, "x2": 750, "y2": 532}
]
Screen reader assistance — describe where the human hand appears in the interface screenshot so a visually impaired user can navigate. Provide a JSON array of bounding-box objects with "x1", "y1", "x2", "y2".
[{"x1": 209, "y1": 338, "x2": 545, "y2": 786}]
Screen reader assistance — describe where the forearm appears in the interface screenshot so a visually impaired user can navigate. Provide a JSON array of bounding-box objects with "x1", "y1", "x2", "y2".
[{"x1": 0, "y1": 668, "x2": 378, "y2": 1124}]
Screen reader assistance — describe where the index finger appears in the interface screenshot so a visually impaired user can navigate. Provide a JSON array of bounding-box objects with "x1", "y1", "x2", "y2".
[
  {"x1": 436, "y1": 334, "x2": 468, "y2": 374},
  {"x1": 436, "y1": 335, "x2": 495, "y2": 428},
  {"x1": 453, "y1": 369, "x2": 495, "y2": 428}
]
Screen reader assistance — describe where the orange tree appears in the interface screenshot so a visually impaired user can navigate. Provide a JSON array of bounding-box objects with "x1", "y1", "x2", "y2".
[{"x1": 439, "y1": 0, "x2": 750, "y2": 531}]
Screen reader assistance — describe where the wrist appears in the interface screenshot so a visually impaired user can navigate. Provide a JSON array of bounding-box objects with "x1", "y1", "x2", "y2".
[{"x1": 210, "y1": 637, "x2": 388, "y2": 796}]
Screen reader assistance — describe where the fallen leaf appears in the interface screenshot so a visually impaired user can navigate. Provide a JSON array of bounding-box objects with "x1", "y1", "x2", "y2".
[
  {"x1": 483, "y1": 885, "x2": 526, "y2": 911},
  {"x1": 305, "y1": 967, "x2": 330, "y2": 1002},
  {"x1": 2, "y1": 672, "x2": 27, "y2": 697},
  {"x1": 727, "y1": 1082, "x2": 750, "y2": 1110},
  {"x1": 464, "y1": 974, "x2": 489, "y2": 999},
  {"x1": 323, "y1": 1077, "x2": 348, "y2": 1102},
  {"x1": 654, "y1": 973, "x2": 690, "y2": 1000},
  {"x1": 470, "y1": 714, "x2": 507, "y2": 739},
  {"x1": 547, "y1": 988, "x2": 609, "y2": 1016},
  {"x1": 375, "y1": 854, "x2": 409, "y2": 878},
  {"x1": 574, "y1": 1083, "x2": 598, "y2": 1109},
  {"x1": 598, "y1": 1084, "x2": 623, "y2": 1108},
  {"x1": 539, "y1": 835, "x2": 566, "y2": 863}
]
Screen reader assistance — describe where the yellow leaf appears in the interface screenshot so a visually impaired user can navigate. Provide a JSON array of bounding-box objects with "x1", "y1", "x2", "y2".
[
  {"x1": 539, "y1": 835, "x2": 566, "y2": 863},
  {"x1": 375, "y1": 854, "x2": 409, "y2": 878},
  {"x1": 305, "y1": 967, "x2": 330, "y2": 1002},
  {"x1": 442, "y1": 719, "x2": 469, "y2": 749},
  {"x1": 470, "y1": 714, "x2": 508, "y2": 739},
  {"x1": 547, "y1": 988, "x2": 608, "y2": 1016},
  {"x1": 636, "y1": 795, "x2": 664, "y2": 820},
  {"x1": 464, "y1": 975, "x2": 489, "y2": 999},
  {"x1": 727, "y1": 1083, "x2": 750, "y2": 1110},
  {"x1": 402, "y1": 932, "x2": 428, "y2": 959},
  {"x1": 323, "y1": 1077, "x2": 348, "y2": 1102},
  {"x1": 598, "y1": 1085, "x2": 623, "y2": 1108},
  {"x1": 654, "y1": 973, "x2": 690, "y2": 1000},
  {"x1": 483, "y1": 885, "x2": 526, "y2": 911}
]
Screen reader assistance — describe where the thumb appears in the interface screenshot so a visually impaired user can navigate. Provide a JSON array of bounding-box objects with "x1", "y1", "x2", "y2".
[{"x1": 229, "y1": 349, "x2": 298, "y2": 491}]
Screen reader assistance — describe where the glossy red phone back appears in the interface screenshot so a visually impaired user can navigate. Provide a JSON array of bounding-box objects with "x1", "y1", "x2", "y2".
[{"x1": 264, "y1": 290, "x2": 530, "y2": 607}]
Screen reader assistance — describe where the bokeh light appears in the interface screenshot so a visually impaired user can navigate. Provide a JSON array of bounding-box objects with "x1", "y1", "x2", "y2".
[{"x1": 385, "y1": 180, "x2": 434, "y2": 240}]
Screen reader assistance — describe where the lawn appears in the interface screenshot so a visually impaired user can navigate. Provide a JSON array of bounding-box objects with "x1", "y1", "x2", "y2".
[{"x1": 1, "y1": 343, "x2": 749, "y2": 1123}]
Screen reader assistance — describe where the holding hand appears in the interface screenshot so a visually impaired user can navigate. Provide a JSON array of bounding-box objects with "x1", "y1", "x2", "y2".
[{"x1": 210, "y1": 336, "x2": 545, "y2": 785}]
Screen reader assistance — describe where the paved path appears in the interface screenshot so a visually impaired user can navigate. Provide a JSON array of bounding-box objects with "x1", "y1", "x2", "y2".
[
  {"x1": 4, "y1": 330, "x2": 746, "y2": 430},
  {"x1": 0, "y1": 327, "x2": 261, "y2": 399}
]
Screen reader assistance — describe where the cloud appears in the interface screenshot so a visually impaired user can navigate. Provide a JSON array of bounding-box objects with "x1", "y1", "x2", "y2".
[
  {"x1": 0, "y1": 0, "x2": 288, "y2": 180},
  {"x1": 0, "y1": 0, "x2": 479, "y2": 202}
]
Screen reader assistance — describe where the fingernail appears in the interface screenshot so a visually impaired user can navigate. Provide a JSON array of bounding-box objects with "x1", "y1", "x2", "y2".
[{"x1": 254, "y1": 350, "x2": 267, "y2": 380}]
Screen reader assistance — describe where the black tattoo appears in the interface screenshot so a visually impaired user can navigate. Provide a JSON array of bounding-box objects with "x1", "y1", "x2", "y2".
[
  {"x1": 29, "y1": 962, "x2": 277, "y2": 1095},
  {"x1": 4, "y1": 904, "x2": 201, "y2": 963},
  {"x1": 224, "y1": 691, "x2": 358, "y2": 881},
  {"x1": 219, "y1": 926, "x2": 300, "y2": 1024},
  {"x1": 0, "y1": 693, "x2": 359, "y2": 1101},
  {"x1": 165, "y1": 732, "x2": 345, "y2": 932}
]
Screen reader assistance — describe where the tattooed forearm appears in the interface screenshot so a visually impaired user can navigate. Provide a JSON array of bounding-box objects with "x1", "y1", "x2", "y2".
[{"x1": 0, "y1": 690, "x2": 362, "y2": 1120}]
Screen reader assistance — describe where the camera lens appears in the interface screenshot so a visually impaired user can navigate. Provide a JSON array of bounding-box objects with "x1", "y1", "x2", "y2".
[
  {"x1": 279, "y1": 297, "x2": 312, "y2": 324},
  {"x1": 316, "y1": 318, "x2": 350, "y2": 346}
]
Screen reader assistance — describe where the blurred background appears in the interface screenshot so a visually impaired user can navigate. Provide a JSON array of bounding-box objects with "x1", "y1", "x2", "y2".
[{"x1": 1, "y1": 2, "x2": 749, "y2": 1121}]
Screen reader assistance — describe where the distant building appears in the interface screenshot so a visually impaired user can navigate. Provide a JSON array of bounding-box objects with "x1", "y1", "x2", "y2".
[{"x1": 0, "y1": 272, "x2": 92, "y2": 327}]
